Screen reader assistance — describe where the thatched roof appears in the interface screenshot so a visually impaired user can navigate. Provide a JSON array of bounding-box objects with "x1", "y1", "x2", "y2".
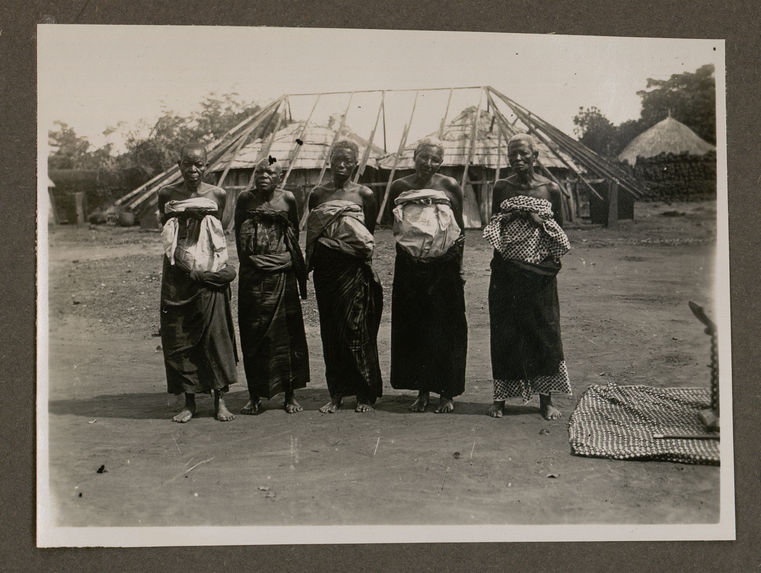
[
  {"x1": 209, "y1": 116, "x2": 385, "y2": 173},
  {"x1": 377, "y1": 106, "x2": 577, "y2": 171},
  {"x1": 618, "y1": 116, "x2": 715, "y2": 165}
]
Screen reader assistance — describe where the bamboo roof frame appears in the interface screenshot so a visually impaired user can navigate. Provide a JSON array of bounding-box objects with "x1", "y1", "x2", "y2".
[{"x1": 118, "y1": 85, "x2": 645, "y2": 229}]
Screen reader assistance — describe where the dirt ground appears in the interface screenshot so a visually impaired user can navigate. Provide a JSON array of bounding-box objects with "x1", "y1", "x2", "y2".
[{"x1": 44, "y1": 200, "x2": 720, "y2": 528}]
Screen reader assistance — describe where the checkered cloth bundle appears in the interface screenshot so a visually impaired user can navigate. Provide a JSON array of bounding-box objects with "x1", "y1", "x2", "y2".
[
  {"x1": 483, "y1": 196, "x2": 570, "y2": 264},
  {"x1": 568, "y1": 384, "x2": 719, "y2": 465}
]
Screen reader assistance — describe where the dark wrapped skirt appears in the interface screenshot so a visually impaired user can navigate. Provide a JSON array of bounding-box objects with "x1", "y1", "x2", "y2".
[
  {"x1": 160, "y1": 259, "x2": 238, "y2": 394},
  {"x1": 311, "y1": 244, "x2": 383, "y2": 403},
  {"x1": 238, "y1": 266, "x2": 309, "y2": 399},
  {"x1": 390, "y1": 240, "x2": 467, "y2": 398}
]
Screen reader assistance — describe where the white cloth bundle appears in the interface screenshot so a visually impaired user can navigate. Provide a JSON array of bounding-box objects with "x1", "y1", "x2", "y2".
[
  {"x1": 392, "y1": 189, "x2": 461, "y2": 259},
  {"x1": 161, "y1": 197, "x2": 228, "y2": 272}
]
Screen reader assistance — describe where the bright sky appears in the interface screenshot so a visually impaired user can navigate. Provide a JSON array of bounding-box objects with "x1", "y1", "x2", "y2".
[{"x1": 38, "y1": 26, "x2": 722, "y2": 154}]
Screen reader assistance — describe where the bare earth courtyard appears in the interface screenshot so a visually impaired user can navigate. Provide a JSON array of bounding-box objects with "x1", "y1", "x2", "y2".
[{"x1": 45, "y1": 200, "x2": 719, "y2": 527}]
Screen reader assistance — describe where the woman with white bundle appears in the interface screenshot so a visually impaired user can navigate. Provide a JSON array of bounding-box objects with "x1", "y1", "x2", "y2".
[
  {"x1": 387, "y1": 138, "x2": 467, "y2": 414},
  {"x1": 158, "y1": 143, "x2": 238, "y2": 423}
]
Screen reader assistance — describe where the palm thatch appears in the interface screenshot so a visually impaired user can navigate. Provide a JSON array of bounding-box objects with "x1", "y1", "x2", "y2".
[{"x1": 618, "y1": 116, "x2": 715, "y2": 166}]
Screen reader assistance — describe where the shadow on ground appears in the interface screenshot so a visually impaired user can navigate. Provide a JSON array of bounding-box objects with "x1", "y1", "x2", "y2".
[{"x1": 48, "y1": 388, "x2": 542, "y2": 420}]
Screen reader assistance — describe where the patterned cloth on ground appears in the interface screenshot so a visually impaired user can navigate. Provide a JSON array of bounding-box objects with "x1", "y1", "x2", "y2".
[
  {"x1": 493, "y1": 360, "x2": 571, "y2": 402},
  {"x1": 162, "y1": 197, "x2": 228, "y2": 272},
  {"x1": 392, "y1": 189, "x2": 462, "y2": 259},
  {"x1": 483, "y1": 195, "x2": 570, "y2": 264},
  {"x1": 568, "y1": 384, "x2": 719, "y2": 465}
]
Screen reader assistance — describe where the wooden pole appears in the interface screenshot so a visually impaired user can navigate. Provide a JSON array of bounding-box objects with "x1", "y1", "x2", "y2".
[
  {"x1": 607, "y1": 180, "x2": 619, "y2": 228},
  {"x1": 354, "y1": 92, "x2": 385, "y2": 183},
  {"x1": 281, "y1": 94, "x2": 322, "y2": 189},
  {"x1": 116, "y1": 98, "x2": 282, "y2": 208},
  {"x1": 461, "y1": 87, "x2": 484, "y2": 189},
  {"x1": 382, "y1": 90, "x2": 387, "y2": 152},
  {"x1": 216, "y1": 97, "x2": 286, "y2": 189},
  {"x1": 438, "y1": 88, "x2": 454, "y2": 138},
  {"x1": 48, "y1": 188, "x2": 60, "y2": 225},
  {"x1": 74, "y1": 192, "x2": 86, "y2": 225},
  {"x1": 376, "y1": 90, "x2": 420, "y2": 224},
  {"x1": 299, "y1": 93, "x2": 355, "y2": 229},
  {"x1": 315, "y1": 92, "x2": 355, "y2": 188},
  {"x1": 246, "y1": 97, "x2": 288, "y2": 189},
  {"x1": 488, "y1": 91, "x2": 604, "y2": 201},
  {"x1": 491, "y1": 88, "x2": 644, "y2": 199}
]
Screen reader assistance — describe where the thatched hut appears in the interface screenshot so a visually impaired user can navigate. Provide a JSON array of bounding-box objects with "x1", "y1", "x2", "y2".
[{"x1": 618, "y1": 116, "x2": 716, "y2": 201}]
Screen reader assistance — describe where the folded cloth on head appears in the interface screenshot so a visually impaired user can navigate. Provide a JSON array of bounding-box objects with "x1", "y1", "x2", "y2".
[
  {"x1": 392, "y1": 189, "x2": 462, "y2": 259},
  {"x1": 483, "y1": 195, "x2": 570, "y2": 264},
  {"x1": 306, "y1": 199, "x2": 374, "y2": 270},
  {"x1": 161, "y1": 197, "x2": 228, "y2": 272}
]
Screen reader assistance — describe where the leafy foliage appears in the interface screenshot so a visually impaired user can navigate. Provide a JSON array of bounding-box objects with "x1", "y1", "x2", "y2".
[
  {"x1": 573, "y1": 107, "x2": 619, "y2": 157},
  {"x1": 572, "y1": 64, "x2": 716, "y2": 156},
  {"x1": 637, "y1": 64, "x2": 716, "y2": 144}
]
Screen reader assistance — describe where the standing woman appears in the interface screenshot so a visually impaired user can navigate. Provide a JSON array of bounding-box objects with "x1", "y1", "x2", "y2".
[
  {"x1": 306, "y1": 140, "x2": 383, "y2": 413},
  {"x1": 387, "y1": 138, "x2": 467, "y2": 413},
  {"x1": 235, "y1": 158, "x2": 309, "y2": 415}
]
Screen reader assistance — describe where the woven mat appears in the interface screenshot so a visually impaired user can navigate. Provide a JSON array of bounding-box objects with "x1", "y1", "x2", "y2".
[{"x1": 568, "y1": 384, "x2": 719, "y2": 465}]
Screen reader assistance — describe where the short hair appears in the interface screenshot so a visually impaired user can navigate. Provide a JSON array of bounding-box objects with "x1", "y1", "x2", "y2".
[
  {"x1": 254, "y1": 156, "x2": 284, "y2": 176},
  {"x1": 414, "y1": 137, "x2": 445, "y2": 159},
  {"x1": 507, "y1": 133, "x2": 536, "y2": 152},
  {"x1": 330, "y1": 139, "x2": 360, "y2": 161},
  {"x1": 179, "y1": 142, "x2": 207, "y2": 162}
]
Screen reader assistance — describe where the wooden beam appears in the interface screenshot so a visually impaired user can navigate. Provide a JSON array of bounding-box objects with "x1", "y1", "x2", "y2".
[
  {"x1": 281, "y1": 94, "x2": 322, "y2": 189},
  {"x1": 299, "y1": 93, "x2": 355, "y2": 229},
  {"x1": 376, "y1": 90, "x2": 420, "y2": 224},
  {"x1": 315, "y1": 93, "x2": 355, "y2": 188},
  {"x1": 354, "y1": 92, "x2": 385, "y2": 183},
  {"x1": 488, "y1": 91, "x2": 604, "y2": 201},
  {"x1": 607, "y1": 180, "x2": 619, "y2": 228},
  {"x1": 245, "y1": 97, "x2": 288, "y2": 189},
  {"x1": 438, "y1": 88, "x2": 454, "y2": 138},
  {"x1": 461, "y1": 86, "x2": 484, "y2": 189},
  {"x1": 216, "y1": 98, "x2": 285, "y2": 189}
]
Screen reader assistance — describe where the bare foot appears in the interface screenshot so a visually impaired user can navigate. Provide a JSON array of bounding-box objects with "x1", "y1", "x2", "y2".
[
  {"x1": 172, "y1": 407, "x2": 195, "y2": 423},
  {"x1": 435, "y1": 397, "x2": 455, "y2": 413},
  {"x1": 171, "y1": 394, "x2": 196, "y2": 423},
  {"x1": 319, "y1": 396, "x2": 342, "y2": 413},
  {"x1": 539, "y1": 394, "x2": 561, "y2": 420},
  {"x1": 355, "y1": 400, "x2": 374, "y2": 412},
  {"x1": 214, "y1": 391, "x2": 235, "y2": 422},
  {"x1": 488, "y1": 401, "x2": 504, "y2": 418},
  {"x1": 284, "y1": 396, "x2": 303, "y2": 414},
  {"x1": 241, "y1": 399, "x2": 263, "y2": 415},
  {"x1": 409, "y1": 391, "x2": 430, "y2": 412}
]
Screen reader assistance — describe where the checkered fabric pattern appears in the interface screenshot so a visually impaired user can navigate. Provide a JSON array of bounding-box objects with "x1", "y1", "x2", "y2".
[
  {"x1": 483, "y1": 196, "x2": 570, "y2": 264},
  {"x1": 493, "y1": 360, "x2": 572, "y2": 402},
  {"x1": 568, "y1": 384, "x2": 719, "y2": 465}
]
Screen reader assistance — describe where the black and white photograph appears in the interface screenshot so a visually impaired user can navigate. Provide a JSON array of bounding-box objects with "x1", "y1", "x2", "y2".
[{"x1": 36, "y1": 25, "x2": 731, "y2": 547}]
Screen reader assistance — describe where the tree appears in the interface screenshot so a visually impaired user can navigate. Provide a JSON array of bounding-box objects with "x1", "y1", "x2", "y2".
[
  {"x1": 637, "y1": 64, "x2": 716, "y2": 144},
  {"x1": 48, "y1": 121, "x2": 96, "y2": 169},
  {"x1": 122, "y1": 92, "x2": 268, "y2": 178},
  {"x1": 573, "y1": 107, "x2": 618, "y2": 157}
]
